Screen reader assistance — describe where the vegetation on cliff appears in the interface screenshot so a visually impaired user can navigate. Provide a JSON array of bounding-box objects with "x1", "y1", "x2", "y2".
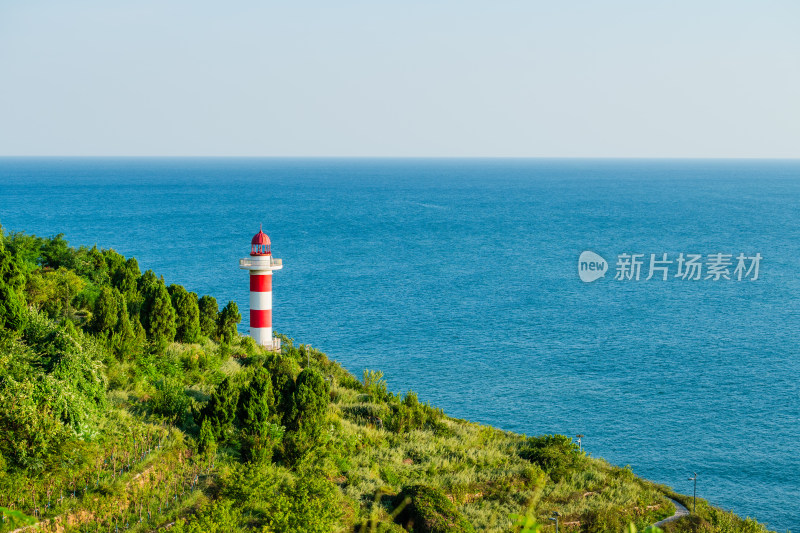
[{"x1": 0, "y1": 226, "x2": 773, "y2": 532}]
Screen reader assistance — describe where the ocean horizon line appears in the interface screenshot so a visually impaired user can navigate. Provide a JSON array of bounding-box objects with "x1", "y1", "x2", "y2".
[{"x1": 1, "y1": 155, "x2": 799, "y2": 161}]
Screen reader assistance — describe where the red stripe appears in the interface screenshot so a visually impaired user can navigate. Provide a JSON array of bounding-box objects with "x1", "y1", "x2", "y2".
[
  {"x1": 250, "y1": 274, "x2": 272, "y2": 292},
  {"x1": 250, "y1": 309, "x2": 272, "y2": 328}
]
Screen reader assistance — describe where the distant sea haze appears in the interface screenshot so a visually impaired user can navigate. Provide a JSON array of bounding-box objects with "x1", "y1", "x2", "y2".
[{"x1": 1, "y1": 157, "x2": 798, "y2": 529}]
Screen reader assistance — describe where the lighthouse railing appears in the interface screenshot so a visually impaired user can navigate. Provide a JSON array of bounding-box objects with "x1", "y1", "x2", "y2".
[{"x1": 239, "y1": 258, "x2": 282, "y2": 268}]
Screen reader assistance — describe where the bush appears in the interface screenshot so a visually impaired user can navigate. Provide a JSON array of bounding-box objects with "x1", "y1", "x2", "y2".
[
  {"x1": 518, "y1": 434, "x2": 583, "y2": 481},
  {"x1": 395, "y1": 484, "x2": 475, "y2": 533},
  {"x1": 385, "y1": 392, "x2": 444, "y2": 433},
  {"x1": 220, "y1": 463, "x2": 342, "y2": 532},
  {"x1": 149, "y1": 378, "x2": 190, "y2": 423},
  {"x1": 363, "y1": 369, "x2": 390, "y2": 402},
  {"x1": 172, "y1": 499, "x2": 244, "y2": 533}
]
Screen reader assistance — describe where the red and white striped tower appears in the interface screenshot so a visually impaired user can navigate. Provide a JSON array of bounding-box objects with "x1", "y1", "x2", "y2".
[{"x1": 239, "y1": 225, "x2": 283, "y2": 351}]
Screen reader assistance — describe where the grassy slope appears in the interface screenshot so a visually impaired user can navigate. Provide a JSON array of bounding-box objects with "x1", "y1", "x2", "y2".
[{"x1": 1, "y1": 331, "x2": 773, "y2": 532}]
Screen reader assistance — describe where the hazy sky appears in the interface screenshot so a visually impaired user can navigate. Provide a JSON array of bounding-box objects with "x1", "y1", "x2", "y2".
[{"x1": 1, "y1": 1, "x2": 798, "y2": 157}]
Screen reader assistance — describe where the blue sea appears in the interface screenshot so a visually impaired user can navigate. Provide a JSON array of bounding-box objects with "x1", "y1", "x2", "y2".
[{"x1": 1, "y1": 158, "x2": 798, "y2": 529}]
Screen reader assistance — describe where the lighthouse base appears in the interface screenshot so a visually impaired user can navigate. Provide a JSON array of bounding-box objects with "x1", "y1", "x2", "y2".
[{"x1": 251, "y1": 327, "x2": 281, "y2": 352}]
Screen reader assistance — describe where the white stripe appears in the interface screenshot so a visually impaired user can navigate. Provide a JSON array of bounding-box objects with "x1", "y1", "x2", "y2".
[
  {"x1": 250, "y1": 290, "x2": 272, "y2": 311},
  {"x1": 250, "y1": 327, "x2": 273, "y2": 347}
]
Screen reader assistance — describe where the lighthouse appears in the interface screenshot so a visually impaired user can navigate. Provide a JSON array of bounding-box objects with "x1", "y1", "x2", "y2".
[{"x1": 239, "y1": 226, "x2": 283, "y2": 351}]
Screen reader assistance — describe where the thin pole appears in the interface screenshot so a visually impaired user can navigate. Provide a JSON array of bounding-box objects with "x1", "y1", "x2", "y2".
[{"x1": 688, "y1": 472, "x2": 697, "y2": 513}]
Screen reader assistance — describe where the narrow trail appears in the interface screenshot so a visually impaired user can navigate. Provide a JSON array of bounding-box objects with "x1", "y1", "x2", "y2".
[{"x1": 653, "y1": 498, "x2": 690, "y2": 527}]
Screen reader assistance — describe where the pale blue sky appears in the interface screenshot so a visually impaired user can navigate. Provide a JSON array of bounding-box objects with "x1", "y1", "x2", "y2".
[{"x1": 1, "y1": 1, "x2": 798, "y2": 157}]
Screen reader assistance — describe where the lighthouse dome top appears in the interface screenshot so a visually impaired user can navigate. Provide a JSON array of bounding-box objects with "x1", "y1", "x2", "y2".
[{"x1": 250, "y1": 226, "x2": 271, "y2": 256}]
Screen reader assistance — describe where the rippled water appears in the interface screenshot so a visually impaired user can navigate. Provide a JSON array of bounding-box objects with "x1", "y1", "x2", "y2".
[{"x1": 1, "y1": 158, "x2": 798, "y2": 529}]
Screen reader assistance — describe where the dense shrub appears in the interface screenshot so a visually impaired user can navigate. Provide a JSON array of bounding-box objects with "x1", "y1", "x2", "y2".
[
  {"x1": 363, "y1": 369, "x2": 391, "y2": 402},
  {"x1": 518, "y1": 434, "x2": 583, "y2": 481},
  {"x1": 385, "y1": 391, "x2": 444, "y2": 433},
  {"x1": 149, "y1": 377, "x2": 190, "y2": 423},
  {"x1": 24, "y1": 267, "x2": 86, "y2": 319},
  {"x1": 172, "y1": 499, "x2": 244, "y2": 533},
  {"x1": 395, "y1": 484, "x2": 475, "y2": 533},
  {"x1": 341, "y1": 403, "x2": 390, "y2": 427},
  {"x1": 0, "y1": 310, "x2": 106, "y2": 470},
  {"x1": 220, "y1": 463, "x2": 342, "y2": 532}
]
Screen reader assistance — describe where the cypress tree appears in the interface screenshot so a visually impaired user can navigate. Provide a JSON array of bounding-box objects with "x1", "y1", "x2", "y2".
[
  {"x1": 198, "y1": 418, "x2": 217, "y2": 455},
  {"x1": 85, "y1": 245, "x2": 110, "y2": 285},
  {"x1": 0, "y1": 228, "x2": 27, "y2": 332},
  {"x1": 198, "y1": 295, "x2": 218, "y2": 338},
  {"x1": 39, "y1": 233, "x2": 73, "y2": 270},
  {"x1": 200, "y1": 377, "x2": 240, "y2": 441},
  {"x1": 286, "y1": 368, "x2": 328, "y2": 433},
  {"x1": 140, "y1": 277, "x2": 176, "y2": 349},
  {"x1": 91, "y1": 286, "x2": 119, "y2": 335},
  {"x1": 102, "y1": 248, "x2": 125, "y2": 277},
  {"x1": 238, "y1": 367, "x2": 277, "y2": 432},
  {"x1": 112, "y1": 257, "x2": 141, "y2": 300},
  {"x1": 168, "y1": 284, "x2": 200, "y2": 344},
  {"x1": 216, "y1": 301, "x2": 241, "y2": 344}
]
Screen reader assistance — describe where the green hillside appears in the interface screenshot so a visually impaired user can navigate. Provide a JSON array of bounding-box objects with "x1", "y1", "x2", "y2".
[{"x1": 0, "y1": 226, "x2": 773, "y2": 532}]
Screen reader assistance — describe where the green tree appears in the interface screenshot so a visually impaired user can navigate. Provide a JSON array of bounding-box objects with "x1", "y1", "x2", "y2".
[
  {"x1": 140, "y1": 275, "x2": 176, "y2": 349},
  {"x1": 82, "y1": 245, "x2": 110, "y2": 285},
  {"x1": 282, "y1": 368, "x2": 329, "y2": 463},
  {"x1": 137, "y1": 269, "x2": 159, "y2": 296},
  {"x1": 238, "y1": 367, "x2": 277, "y2": 432},
  {"x1": 0, "y1": 229, "x2": 27, "y2": 332},
  {"x1": 39, "y1": 233, "x2": 74, "y2": 270},
  {"x1": 5, "y1": 231, "x2": 44, "y2": 274},
  {"x1": 102, "y1": 248, "x2": 125, "y2": 276},
  {"x1": 199, "y1": 377, "x2": 240, "y2": 441},
  {"x1": 216, "y1": 301, "x2": 241, "y2": 344},
  {"x1": 198, "y1": 295, "x2": 219, "y2": 338},
  {"x1": 112, "y1": 257, "x2": 141, "y2": 301},
  {"x1": 24, "y1": 267, "x2": 86, "y2": 319},
  {"x1": 198, "y1": 418, "x2": 217, "y2": 455},
  {"x1": 110, "y1": 298, "x2": 145, "y2": 360},
  {"x1": 90, "y1": 286, "x2": 120, "y2": 335},
  {"x1": 286, "y1": 368, "x2": 328, "y2": 433},
  {"x1": 169, "y1": 284, "x2": 200, "y2": 343}
]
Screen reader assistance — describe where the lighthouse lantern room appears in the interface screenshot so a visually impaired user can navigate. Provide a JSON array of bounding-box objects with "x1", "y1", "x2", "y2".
[{"x1": 239, "y1": 226, "x2": 283, "y2": 351}]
